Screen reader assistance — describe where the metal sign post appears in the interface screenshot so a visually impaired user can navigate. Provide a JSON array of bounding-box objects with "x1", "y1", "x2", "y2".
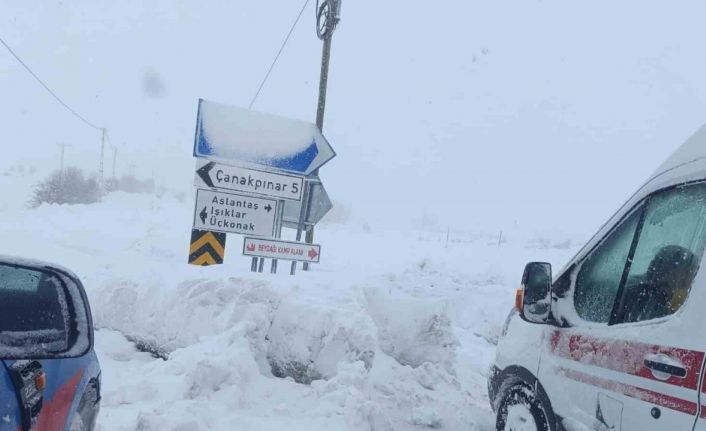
[
  {"x1": 291, "y1": 182, "x2": 311, "y2": 275},
  {"x1": 304, "y1": 0, "x2": 342, "y2": 271},
  {"x1": 270, "y1": 200, "x2": 285, "y2": 274}
]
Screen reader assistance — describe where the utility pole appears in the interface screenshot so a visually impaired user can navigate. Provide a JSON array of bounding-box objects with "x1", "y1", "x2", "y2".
[
  {"x1": 112, "y1": 146, "x2": 118, "y2": 178},
  {"x1": 57, "y1": 142, "x2": 70, "y2": 173},
  {"x1": 315, "y1": 38, "x2": 333, "y2": 131},
  {"x1": 301, "y1": 0, "x2": 342, "y2": 272},
  {"x1": 99, "y1": 128, "x2": 106, "y2": 183},
  {"x1": 57, "y1": 142, "x2": 71, "y2": 190}
]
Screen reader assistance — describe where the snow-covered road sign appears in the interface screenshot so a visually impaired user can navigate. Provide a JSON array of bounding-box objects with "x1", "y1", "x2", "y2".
[
  {"x1": 188, "y1": 229, "x2": 226, "y2": 266},
  {"x1": 194, "y1": 159, "x2": 304, "y2": 201},
  {"x1": 193, "y1": 188, "x2": 278, "y2": 237},
  {"x1": 282, "y1": 181, "x2": 333, "y2": 229},
  {"x1": 242, "y1": 237, "x2": 321, "y2": 263},
  {"x1": 193, "y1": 99, "x2": 335, "y2": 176}
]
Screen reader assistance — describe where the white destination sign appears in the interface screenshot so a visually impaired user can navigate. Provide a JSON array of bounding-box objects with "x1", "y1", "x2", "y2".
[
  {"x1": 193, "y1": 189, "x2": 278, "y2": 237},
  {"x1": 195, "y1": 159, "x2": 304, "y2": 201},
  {"x1": 242, "y1": 237, "x2": 321, "y2": 263}
]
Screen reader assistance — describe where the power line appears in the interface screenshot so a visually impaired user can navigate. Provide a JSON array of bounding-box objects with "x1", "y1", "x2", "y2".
[
  {"x1": 0, "y1": 34, "x2": 102, "y2": 131},
  {"x1": 249, "y1": 0, "x2": 311, "y2": 109}
]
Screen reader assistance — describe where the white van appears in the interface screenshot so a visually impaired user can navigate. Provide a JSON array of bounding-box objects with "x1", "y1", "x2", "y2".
[{"x1": 488, "y1": 125, "x2": 706, "y2": 431}]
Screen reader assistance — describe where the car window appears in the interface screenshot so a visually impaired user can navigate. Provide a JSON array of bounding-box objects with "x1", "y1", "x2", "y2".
[
  {"x1": 618, "y1": 183, "x2": 706, "y2": 323},
  {"x1": 573, "y1": 207, "x2": 642, "y2": 323},
  {"x1": 0, "y1": 264, "x2": 70, "y2": 354}
]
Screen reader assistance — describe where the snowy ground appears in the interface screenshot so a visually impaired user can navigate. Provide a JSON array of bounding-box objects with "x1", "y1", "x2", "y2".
[{"x1": 0, "y1": 183, "x2": 582, "y2": 430}]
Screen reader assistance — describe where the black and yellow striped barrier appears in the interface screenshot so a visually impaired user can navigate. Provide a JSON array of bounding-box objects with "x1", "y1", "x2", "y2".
[{"x1": 188, "y1": 229, "x2": 226, "y2": 266}]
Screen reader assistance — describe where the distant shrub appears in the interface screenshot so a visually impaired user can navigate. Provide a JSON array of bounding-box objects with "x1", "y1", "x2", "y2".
[{"x1": 30, "y1": 167, "x2": 102, "y2": 208}]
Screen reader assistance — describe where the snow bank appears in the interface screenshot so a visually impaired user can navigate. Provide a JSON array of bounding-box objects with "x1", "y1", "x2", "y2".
[
  {"x1": 91, "y1": 266, "x2": 503, "y2": 430},
  {"x1": 93, "y1": 277, "x2": 279, "y2": 361},
  {"x1": 0, "y1": 192, "x2": 581, "y2": 430},
  {"x1": 94, "y1": 273, "x2": 460, "y2": 385},
  {"x1": 267, "y1": 296, "x2": 377, "y2": 383},
  {"x1": 94, "y1": 278, "x2": 486, "y2": 430},
  {"x1": 365, "y1": 287, "x2": 458, "y2": 373}
]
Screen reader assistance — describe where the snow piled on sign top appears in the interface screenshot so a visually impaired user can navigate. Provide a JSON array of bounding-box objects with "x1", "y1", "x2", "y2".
[{"x1": 197, "y1": 99, "x2": 331, "y2": 165}]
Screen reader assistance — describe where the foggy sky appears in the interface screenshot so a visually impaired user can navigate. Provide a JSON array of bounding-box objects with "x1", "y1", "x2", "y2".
[{"x1": 2, "y1": 0, "x2": 705, "y2": 237}]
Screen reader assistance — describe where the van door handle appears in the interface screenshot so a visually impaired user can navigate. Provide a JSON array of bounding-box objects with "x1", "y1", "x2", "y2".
[{"x1": 644, "y1": 354, "x2": 687, "y2": 379}]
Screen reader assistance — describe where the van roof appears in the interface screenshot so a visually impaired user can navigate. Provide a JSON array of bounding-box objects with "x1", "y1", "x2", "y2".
[
  {"x1": 652, "y1": 124, "x2": 706, "y2": 181},
  {"x1": 559, "y1": 124, "x2": 706, "y2": 278}
]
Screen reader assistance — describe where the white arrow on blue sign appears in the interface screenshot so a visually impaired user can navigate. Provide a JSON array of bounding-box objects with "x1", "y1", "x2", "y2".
[{"x1": 193, "y1": 99, "x2": 336, "y2": 176}]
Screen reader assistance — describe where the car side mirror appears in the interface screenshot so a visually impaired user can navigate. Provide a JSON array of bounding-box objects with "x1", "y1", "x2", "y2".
[
  {"x1": 0, "y1": 261, "x2": 93, "y2": 359},
  {"x1": 517, "y1": 262, "x2": 552, "y2": 324}
]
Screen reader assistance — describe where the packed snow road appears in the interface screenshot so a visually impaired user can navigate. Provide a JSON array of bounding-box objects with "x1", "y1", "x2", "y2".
[{"x1": 0, "y1": 188, "x2": 580, "y2": 430}]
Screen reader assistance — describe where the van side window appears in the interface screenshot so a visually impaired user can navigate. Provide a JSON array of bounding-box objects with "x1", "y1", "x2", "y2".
[
  {"x1": 574, "y1": 208, "x2": 642, "y2": 323},
  {"x1": 617, "y1": 184, "x2": 706, "y2": 323}
]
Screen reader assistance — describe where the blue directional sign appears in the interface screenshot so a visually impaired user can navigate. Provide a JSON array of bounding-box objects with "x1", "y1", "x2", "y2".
[{"x1": 193, "y1": 99, "x2": 335, "y2": 176}]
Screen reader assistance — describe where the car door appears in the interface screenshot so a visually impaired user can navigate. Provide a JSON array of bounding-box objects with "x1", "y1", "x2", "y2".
[
  {"x1": 538, "y1": 182, "x2": 706, "y2": 430},
  {"x1": 1, "y1": 358, "x2": 88, "y2": 431},
  {"x1": 0, "y1": 363, "x2": 22, "y2": 430},
  {"x1": 34, "y1": 356, "x2": 93, "y2": 431}
]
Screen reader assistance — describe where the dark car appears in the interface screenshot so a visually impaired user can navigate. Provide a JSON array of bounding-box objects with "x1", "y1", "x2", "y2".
[{"x1": 0, "y1": 256, "x2": 100, "y2": 431}]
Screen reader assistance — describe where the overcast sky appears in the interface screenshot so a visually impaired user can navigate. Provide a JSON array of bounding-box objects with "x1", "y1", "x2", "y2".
[{"x1": 2, "y1": 0, "x2": 705, "y2": 236}]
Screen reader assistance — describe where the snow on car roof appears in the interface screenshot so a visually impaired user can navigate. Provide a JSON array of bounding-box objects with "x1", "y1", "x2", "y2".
[{"x1": 0, "y1": 254, "x2": 80, "y2": 280}]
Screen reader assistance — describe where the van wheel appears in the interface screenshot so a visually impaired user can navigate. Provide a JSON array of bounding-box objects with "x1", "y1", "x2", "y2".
[{"x1": 496, "y1": 384, "x2": 555, "y2": 431}]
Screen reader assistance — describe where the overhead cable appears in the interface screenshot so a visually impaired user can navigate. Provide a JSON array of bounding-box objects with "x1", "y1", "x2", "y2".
[
  {"x1": 0, "y1": 34, "x2": 103, "y2": 130},
  {"x1": 249, "y1": 0, "x2": 311, "y2": 109}
]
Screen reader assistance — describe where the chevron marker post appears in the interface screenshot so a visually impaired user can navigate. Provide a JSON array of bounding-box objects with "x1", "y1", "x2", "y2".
[{"x1": 188, "y1": 229, "x2": 226, "y2": 266}]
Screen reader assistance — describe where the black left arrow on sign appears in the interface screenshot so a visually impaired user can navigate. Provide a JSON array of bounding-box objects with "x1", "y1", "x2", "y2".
[
  {"x1": 200, "y1": 206, "x2": 208, "y2": 223},
  {"x1": 197, "y1": 162, "x2": 216, "y2": 188}
]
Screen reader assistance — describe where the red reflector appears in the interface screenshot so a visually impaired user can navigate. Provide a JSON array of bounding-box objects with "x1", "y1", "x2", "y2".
[{"x1": 35, "y1": 372, "x2": 46, "y2": 391}]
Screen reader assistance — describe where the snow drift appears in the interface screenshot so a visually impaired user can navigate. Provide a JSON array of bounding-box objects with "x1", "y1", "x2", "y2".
[{"x1": 0, "y1": 190, "x2": 580, "y2": 430}]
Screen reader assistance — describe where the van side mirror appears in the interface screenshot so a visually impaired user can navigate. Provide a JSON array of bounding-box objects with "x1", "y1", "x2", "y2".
[
  {"x1": 518, "y1": 262, "x2": 552, "y2": 324},
  {"x1": 0, "y1": 262, "x2": 93, "y2": 359}
]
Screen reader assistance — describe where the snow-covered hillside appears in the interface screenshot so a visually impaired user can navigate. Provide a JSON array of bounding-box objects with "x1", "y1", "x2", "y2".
[{"x1": 0, "y1": 189, "x2": 580, "y2": 430}]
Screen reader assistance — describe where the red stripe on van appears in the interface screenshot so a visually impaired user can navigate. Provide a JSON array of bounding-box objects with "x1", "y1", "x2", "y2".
[
  {"x1": 549, "y1": 330, "x2": 703, "y2": 390},
  {"x1": 559, "y1": 367, "x2": 698, "y2": 416}
]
